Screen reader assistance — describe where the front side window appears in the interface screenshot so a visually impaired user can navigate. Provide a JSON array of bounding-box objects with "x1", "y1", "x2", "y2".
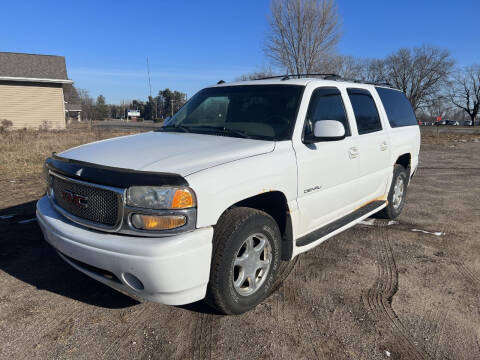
[
  {"x1": 160, "y1": 85, "x2": 304, "y2": 141},
  {"x1": 304, "y1": 87, "x2": 350, "y2": 138},
  {"x1": 347, "y1": 88, "x2": 382, "y2": 135}
]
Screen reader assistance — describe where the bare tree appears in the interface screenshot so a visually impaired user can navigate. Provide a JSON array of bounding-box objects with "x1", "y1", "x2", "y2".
[
  {"x1": 236, "y1": 67, "x2": 275, "y2": 81},
  {"x1": 420, "y1": 96, "x2": 451, "y2": 121},
  {"x1": 77, "y1": 88, "x2": 95, "y2": 121},
  {"x1": 318, "y1": 55, "x2": 370, "y2": 80},
  {"x1": 265, "y1": 0, "x2": 341, "y2": 74},
  {"x1": 448, "y1": 65, "x2": 480, "y2": 126},
  {"x1": 382, "y1": 46, "x2": 454, "y2": 111}
]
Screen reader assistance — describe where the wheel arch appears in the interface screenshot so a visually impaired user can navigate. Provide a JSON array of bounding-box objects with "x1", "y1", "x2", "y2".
[
  {"x1": 218, "y1": 191, "x2": 294, "y2": 260},
  {"x1": 395, "y1": 153, "x2": 411, "y2": 173}
]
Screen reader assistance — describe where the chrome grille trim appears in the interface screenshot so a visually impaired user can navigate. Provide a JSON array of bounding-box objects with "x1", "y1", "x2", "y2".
[{"x1": 48, "y1": 172, "x2": 126, "y2": 232}]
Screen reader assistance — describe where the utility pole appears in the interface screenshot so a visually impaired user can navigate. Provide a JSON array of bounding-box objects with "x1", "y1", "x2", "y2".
[{"x1": 171, "y1": 99, "x2": 174, "y2": 117}]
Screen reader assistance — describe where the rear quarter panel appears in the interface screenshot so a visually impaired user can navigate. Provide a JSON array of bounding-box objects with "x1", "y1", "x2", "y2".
[{"x1": 387, "y1": 125, "x2": 421, "y2": 173}]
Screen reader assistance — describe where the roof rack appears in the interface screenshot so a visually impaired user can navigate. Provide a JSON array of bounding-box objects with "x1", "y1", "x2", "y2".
[
  {"x1": 254, "y1": 73, "x2": 340, "y2": 81},
  {"x1": 239, "y1": 73, "x2": 398, "y2": 89},
  {"x1": 341, "y1": 77, "x2": 394, "y2": 87}
]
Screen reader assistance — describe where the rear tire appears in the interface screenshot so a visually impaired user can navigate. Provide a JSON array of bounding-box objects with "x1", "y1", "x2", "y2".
[
  {"x1": 205, "y1": 207, "x2": 282, "y2": 315},
  {"x1": 377, "y1": 164, "x2": 409, "y2": 219}
]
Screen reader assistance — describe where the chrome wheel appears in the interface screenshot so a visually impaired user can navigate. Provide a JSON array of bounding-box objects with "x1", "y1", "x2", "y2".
[
  {"x1": 233, "y1": 233, "x2": 272, "y2": 296},
  {"x1": 392, "y1": 175, "x2": 405, "y2": 209}
]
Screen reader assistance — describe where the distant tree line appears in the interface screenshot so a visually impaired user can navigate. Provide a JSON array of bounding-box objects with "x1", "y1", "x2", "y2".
[{"x1": 68, "y1": 88, "x2": 187, "y2": 121}]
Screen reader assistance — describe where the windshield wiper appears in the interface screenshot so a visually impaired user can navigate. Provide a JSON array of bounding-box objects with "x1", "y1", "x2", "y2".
[
  {"x1": 188, "y1": 125, "x2": 251, "y2": 139},
  {"x1": 156, "y1": 124, "x2": 191, "y2": 133}
]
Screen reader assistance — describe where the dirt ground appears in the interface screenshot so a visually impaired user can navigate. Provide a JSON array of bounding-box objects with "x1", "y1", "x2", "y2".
[{"x1": 1, "y1": 135, "x2": 480, "y2": 359}]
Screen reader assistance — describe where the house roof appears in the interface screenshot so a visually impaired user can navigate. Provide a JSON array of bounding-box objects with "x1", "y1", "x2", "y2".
[{"x1": 0, "y1": 52, "x2": 73, "y2": 84}]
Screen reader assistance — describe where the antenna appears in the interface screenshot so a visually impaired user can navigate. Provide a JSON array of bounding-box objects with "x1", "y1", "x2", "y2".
[
  {"x1": 146, "y1": 57, "x2": 157, "y2": 120},
  {"x1": 147, "y1": 57, "x2": 152, "y2": 98}
]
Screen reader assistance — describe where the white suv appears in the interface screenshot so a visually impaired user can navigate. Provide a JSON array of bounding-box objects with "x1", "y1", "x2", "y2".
[{"x1": 37, "y1": 75, "x2": 420, "y2": 314}]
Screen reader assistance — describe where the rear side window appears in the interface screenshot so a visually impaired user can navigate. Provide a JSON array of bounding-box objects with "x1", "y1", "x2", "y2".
[
  {"x1": 304, "y1": 87, "x2": 350, "y2": 137},
  {"x1": 347, "y1": 88, "x2": 382, "y2": 135},
  {"x1": 375, "y1": 87, "x2": 418, "y2": 127}
]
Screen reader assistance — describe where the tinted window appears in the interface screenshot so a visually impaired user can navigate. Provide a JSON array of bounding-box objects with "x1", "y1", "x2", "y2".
[
  {"x1": 375, "y1": 87, "x2": 418, "y2": 127},
  {"x1": 347, "y1": 88, "x2": 382, "y2": 135},
  {"x1": 304, "y1": 87, "x2": 350, "y2": 138}
]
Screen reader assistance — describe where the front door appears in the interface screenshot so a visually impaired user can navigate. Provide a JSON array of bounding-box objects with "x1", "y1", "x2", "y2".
[{"x1": 294, "y1": 86, "x2": 361, "y2": 236}]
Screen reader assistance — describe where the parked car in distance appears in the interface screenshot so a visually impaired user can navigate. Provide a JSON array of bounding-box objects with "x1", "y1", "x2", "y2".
[
  {"x1": 37, "y1": 75, "x2": 420, "y2": 314},
  {"x1": 463, "y1": 120, "x2": 473, "y2": 126},
  {"x1": 436, "y1": 120, "x2": 448, "y2": 125},
  {"x1": 447, "y1": 120, "x2": 460, "y2": 126}
]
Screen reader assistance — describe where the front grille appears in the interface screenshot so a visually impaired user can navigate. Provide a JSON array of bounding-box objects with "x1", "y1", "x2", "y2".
[{"x1": 51, "y1": 175, "x2": 121, "y2": 227}]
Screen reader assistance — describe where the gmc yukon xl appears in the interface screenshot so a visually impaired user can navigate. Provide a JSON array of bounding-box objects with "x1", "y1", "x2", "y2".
[{"x1": 37, "y1": 75, "x2": 420, "y2": 314}]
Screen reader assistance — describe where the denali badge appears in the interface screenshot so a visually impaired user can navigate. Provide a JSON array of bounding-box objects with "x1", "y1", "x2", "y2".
[
  {"x1": 62, "y1": 190, "x2": 88, "y2": 209},
  {"x1": 304, "y1": 185, "x2": 322, "y2": 194}
]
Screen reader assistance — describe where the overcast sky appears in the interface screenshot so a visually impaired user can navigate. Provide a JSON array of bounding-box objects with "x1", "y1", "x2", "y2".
[{"x1": 1, "y1": 0, "x2": 479, "y2": 103}]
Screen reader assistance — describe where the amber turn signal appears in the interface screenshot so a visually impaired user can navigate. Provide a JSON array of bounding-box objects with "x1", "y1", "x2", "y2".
[
  {"x1": 171, "y1": 189, "x2": 195, "y2": 209},
  {"x1": 131, "y1": 214, "x2": 187, "y2": 230}
]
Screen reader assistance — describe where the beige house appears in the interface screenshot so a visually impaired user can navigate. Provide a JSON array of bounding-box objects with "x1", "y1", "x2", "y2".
[{"x1": 0, "y1": 52, "x2": 74, "y2": 129}]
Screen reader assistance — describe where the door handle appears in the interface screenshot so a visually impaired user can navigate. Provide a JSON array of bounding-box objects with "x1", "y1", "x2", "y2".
[
  {"x1": 349, "y1": 147, "x2": 359, "y2": 159},
  {"x1": 380, "y1": 141, "x2": 388, "y2": 151}
]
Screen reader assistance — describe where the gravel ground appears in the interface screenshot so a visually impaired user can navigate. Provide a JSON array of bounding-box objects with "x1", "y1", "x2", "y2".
[{"x1": 0, "y1": 139, "x2": 479, "y2": 359}]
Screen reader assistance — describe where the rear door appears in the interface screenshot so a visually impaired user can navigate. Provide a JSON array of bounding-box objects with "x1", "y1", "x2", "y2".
[{"x1": 346, "y1": 88, "x2": 391, "y2": 203}]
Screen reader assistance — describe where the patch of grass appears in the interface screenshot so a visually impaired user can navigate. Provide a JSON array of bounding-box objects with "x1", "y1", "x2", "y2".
[
  {"x1": 421, "y1": 130, "x2": 480, "y2": 145},
  {"x1": 0, "y1": 126, "x2": 142, "y2": 181}
]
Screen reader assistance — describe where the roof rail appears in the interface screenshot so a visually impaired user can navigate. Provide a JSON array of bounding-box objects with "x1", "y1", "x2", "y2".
[
  {"x1": 241, "y1": 74, "x2": 398, "y2": 89},
  {"x1": 342, "y1": 77, "x2": 396, "y2": 88},
  {"x1": 254, "y1": 73, "x2": 340, "y2": 81}
]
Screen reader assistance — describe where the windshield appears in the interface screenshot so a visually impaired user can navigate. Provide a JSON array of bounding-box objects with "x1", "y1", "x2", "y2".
[{"x1": 158, "y1": 85, "x2": 304, "y2": 140}]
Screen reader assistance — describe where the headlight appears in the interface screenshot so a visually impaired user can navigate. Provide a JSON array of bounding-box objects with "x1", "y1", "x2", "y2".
[{"x1": 126, "y1": 186, "x2": 196, "y2": 210}]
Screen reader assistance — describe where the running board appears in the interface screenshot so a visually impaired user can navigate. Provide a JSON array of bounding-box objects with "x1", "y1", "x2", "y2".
[{"x1": 296, "y1": 200, "x2": 386, "y2": 247}]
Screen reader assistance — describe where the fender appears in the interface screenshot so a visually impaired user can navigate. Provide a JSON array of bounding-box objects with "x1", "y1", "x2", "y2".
[{"x1": 186, "y1": 141, "x2": 298, "y2": 230}]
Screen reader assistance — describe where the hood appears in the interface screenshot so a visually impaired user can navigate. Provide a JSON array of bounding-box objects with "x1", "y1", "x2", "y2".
[{"x1": 58, "y1": 131, "x2": 275, "y2": 176}]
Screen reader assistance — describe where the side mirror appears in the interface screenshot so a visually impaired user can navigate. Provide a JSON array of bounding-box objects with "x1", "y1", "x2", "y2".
[{"x1": 305, "y1": 120, "x2": 346, "y2": 143}]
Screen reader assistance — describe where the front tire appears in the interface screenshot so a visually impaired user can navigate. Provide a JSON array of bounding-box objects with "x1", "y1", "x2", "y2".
[
  {"x1": 206, "y1": 207, "x2": 282, "y2": 314},
  {"x1": 377, "y1": 164, "x2": 409, "y2": 219}
]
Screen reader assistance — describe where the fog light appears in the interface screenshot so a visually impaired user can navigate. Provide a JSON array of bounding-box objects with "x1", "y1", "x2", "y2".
[
  {"x1": 131, "y1": 214, "x2": 186, "y2": 230},
  {"x1": 123, "y1": 272, "x2": 144, "y2": 290}
]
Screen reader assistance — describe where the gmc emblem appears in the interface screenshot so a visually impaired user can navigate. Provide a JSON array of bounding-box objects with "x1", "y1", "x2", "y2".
[{"x1": 62, "y1": 190, "x2": 88, "y2": 209}]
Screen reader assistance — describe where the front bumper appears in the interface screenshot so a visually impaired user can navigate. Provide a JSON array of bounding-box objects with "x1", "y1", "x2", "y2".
[{"x1": 36, "y1": 196, "x2": 213, "y2": 305}]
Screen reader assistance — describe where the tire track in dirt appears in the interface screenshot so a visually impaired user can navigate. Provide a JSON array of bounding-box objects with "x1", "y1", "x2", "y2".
[
  {"x1": 13, "y1": 302, "x2": 84, "y2": 358},
  {"x1": 392, "y1": 214, "x2": 480, "y2": 359},
  {"x1": 455, "y1": 262, "x2": 480, "y2": 288},
  {"x1": 191, "y1": 312, "x2": 214, "y2": 360},
  {"x1": 139, "y1": 308, "x2": 192, "y2": 360},
  {"x1": 361, "y1": 221, "x2": 432, "y2": 360},
  {"x1": 101, "y1": 306, "x2": 149, "y2": 359},
  {"x1": 414, "y1": 298, "x2": 453, "y2": 359},
  {"x1": 282, "y1": 243, "x2": 354, "y2": 360},
  {"x1": 277, "y1": 255, "x2": 325, "y2": 360}
]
